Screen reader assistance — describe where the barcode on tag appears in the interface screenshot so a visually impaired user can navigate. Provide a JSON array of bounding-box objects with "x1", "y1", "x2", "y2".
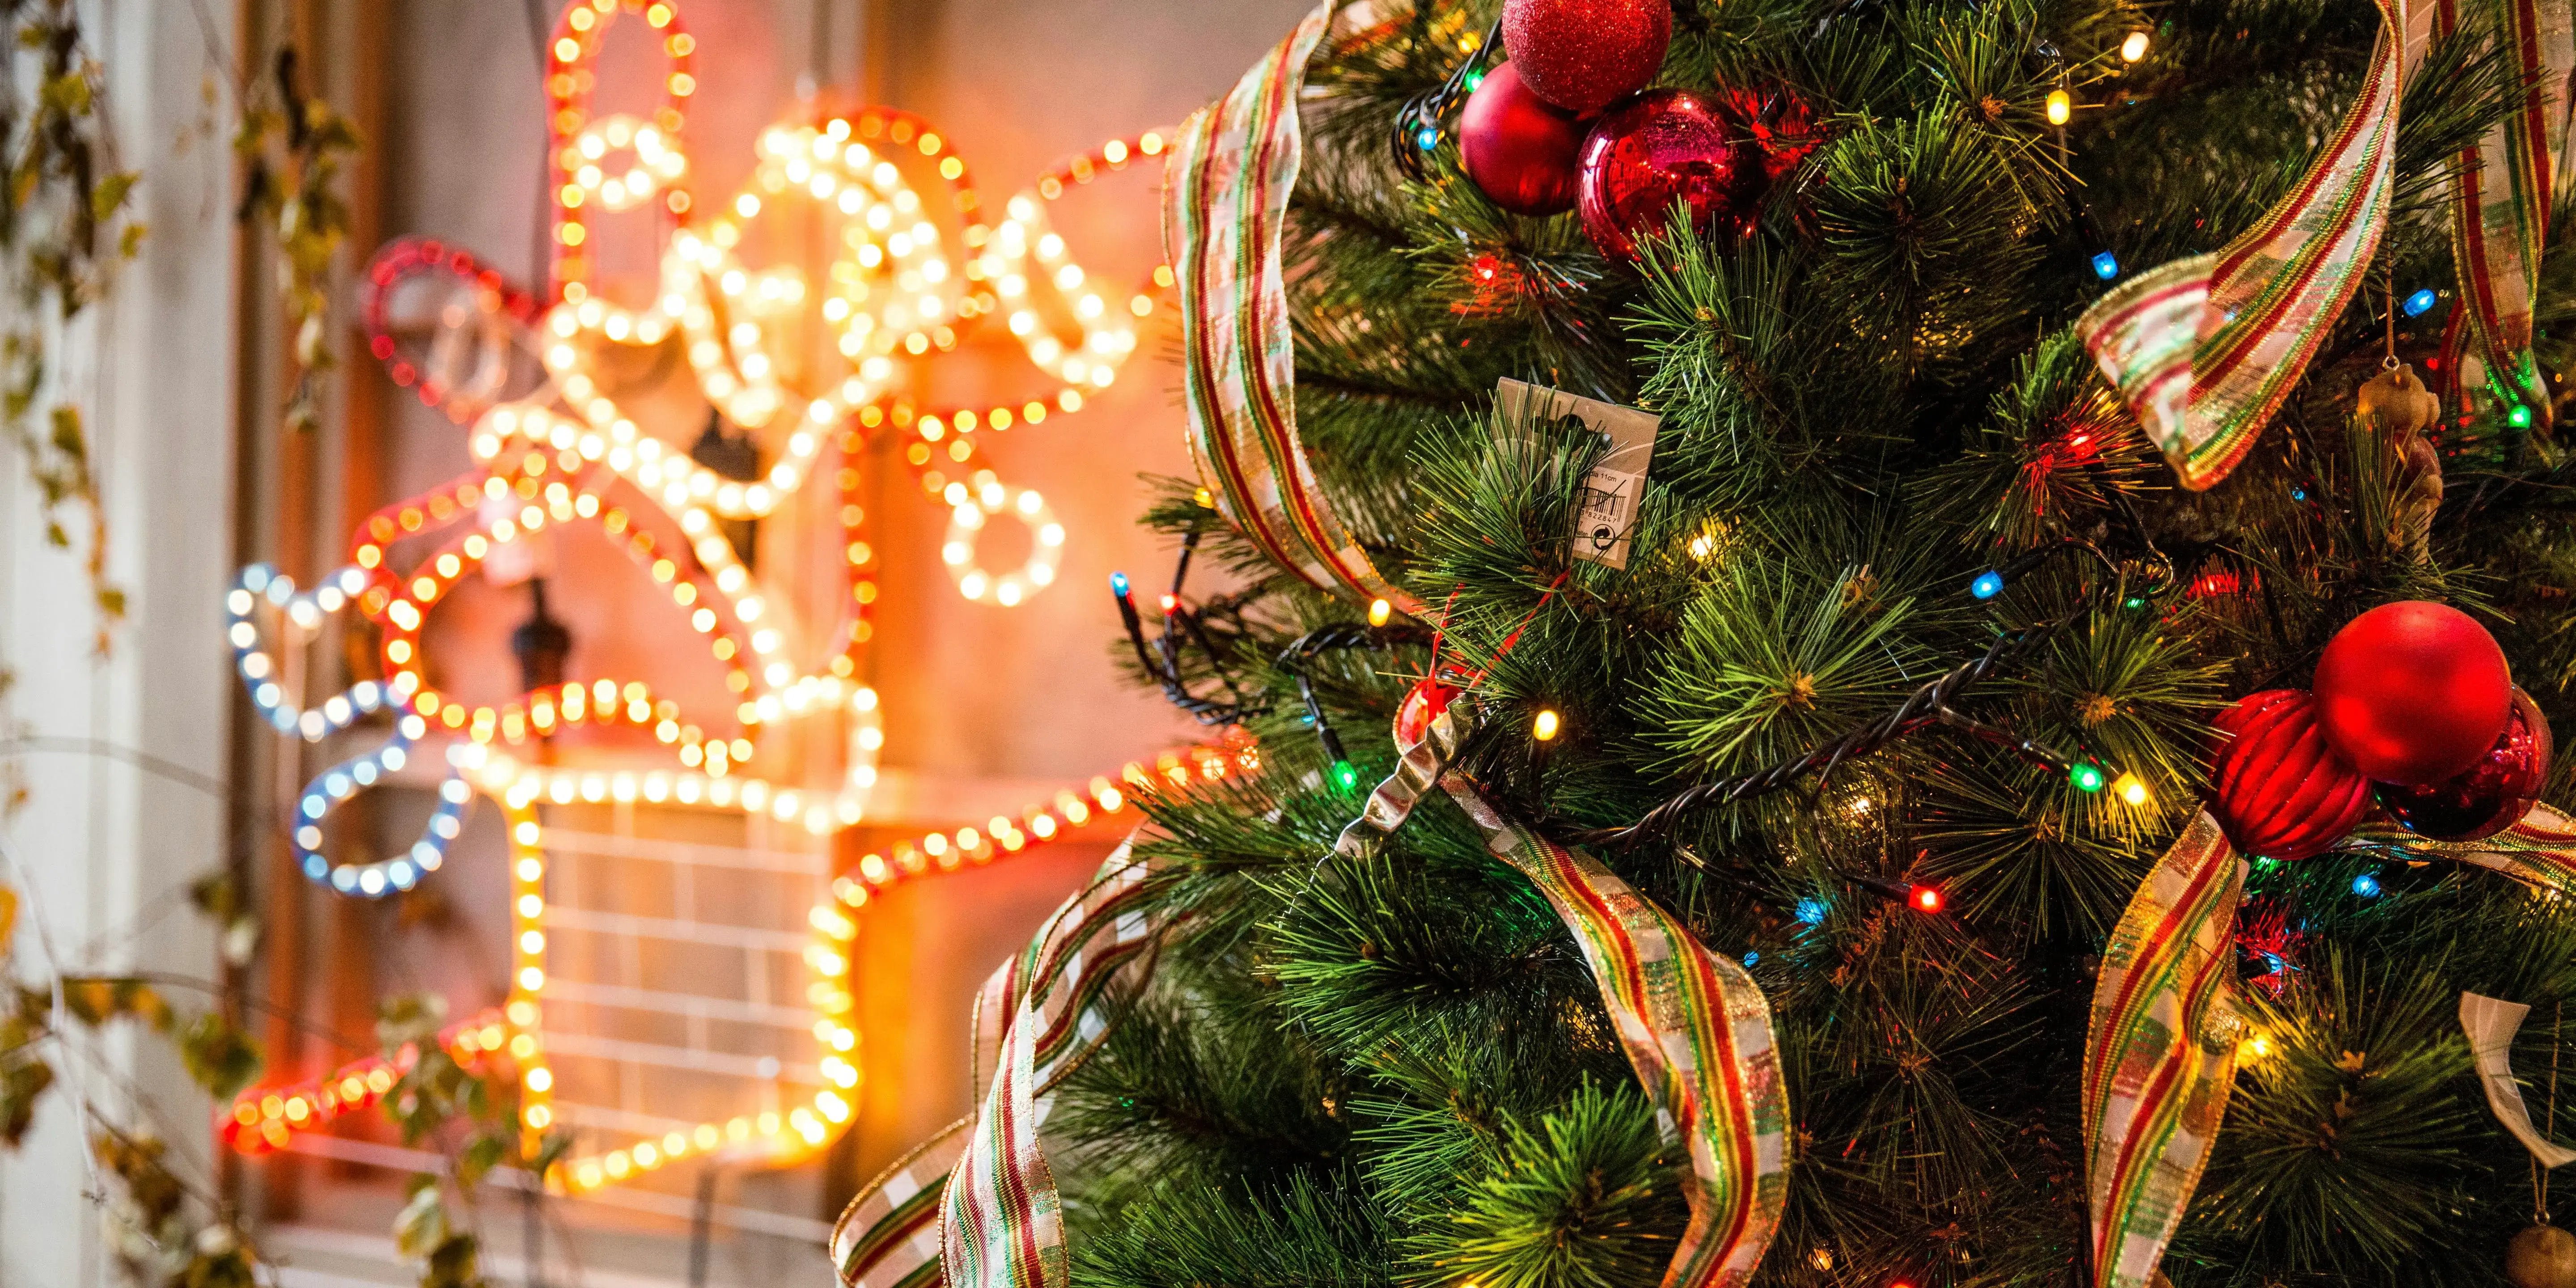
[{"x1": 1496, "y1": 378, "x2": 1661, "y2": 569}]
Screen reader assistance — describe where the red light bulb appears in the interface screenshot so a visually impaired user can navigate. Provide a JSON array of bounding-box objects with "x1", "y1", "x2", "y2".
[{"x1": 1909, "y1": 885, "x2": 1944, "y2": 914}]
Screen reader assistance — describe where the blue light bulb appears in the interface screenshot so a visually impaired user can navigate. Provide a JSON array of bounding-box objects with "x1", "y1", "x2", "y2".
[
  {"x1": 1415, "y1": 126, "x2": 1440, "y2": 151},
  {"x1": 2291, "y1": 488, "x2": 2307, "y2": 501},
  {"x1": 2091, "y1": 250, "x2": 2119, "y2": 280},
  {"x1": 1110, "y1": 571, "x2": 1130, "y2": 597},
  {"x1": 1795, "y1": 898, "x2": 1828, "y2": 926},
  {"x1": 1970, "y1": 570, "x2": 2005, "y2": 600},
  {"x1": 1741, "y1": 950, "x2": 1760, "y2": 966},
  {"x1": 2403, "y1": 288, "x2": 2437, "y2": 317},
  {"x1": 2351, "y1": 872, "x2": 2381, "y2": 898}
]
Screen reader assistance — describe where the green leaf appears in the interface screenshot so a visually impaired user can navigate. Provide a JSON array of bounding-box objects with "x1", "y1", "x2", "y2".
[
  {"x1": 178, "y1": 1010, "x2": 262, "y2": 1098},
  {"x1": 88, "y1": 171, "x2": 134, "y2": 225},
  {"x1": 456, "y1": 1131, "x2": 504, "y2": 1191}
]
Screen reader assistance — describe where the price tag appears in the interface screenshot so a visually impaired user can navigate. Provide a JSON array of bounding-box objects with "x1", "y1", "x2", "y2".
[{"x1": 1497, "y1": 378, "x2": 1660, "y2": 569}]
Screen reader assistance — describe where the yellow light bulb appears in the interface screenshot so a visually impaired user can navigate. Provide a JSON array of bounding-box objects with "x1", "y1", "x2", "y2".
[
  {"x1": 2112, "y1": 772, "x2": 2151, "y2": 807},
  {"x1": 2045, "y1": 89, "x2": 2073, "y2": 125},
  {"x1": 1368, "y1": 597, "x2": 1392, "y2": 627},
  {"x1": 2121, "y1": 30, "x2": 2150, "y2": 62},
  {"x1": 1533, "y1": 709, "x2": 1562, "y2": 741}
]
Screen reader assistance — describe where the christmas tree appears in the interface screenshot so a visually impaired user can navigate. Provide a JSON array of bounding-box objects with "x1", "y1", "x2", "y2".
[{"x1": 836, "y1": 0, "x2": 2576, "y2": 1284}]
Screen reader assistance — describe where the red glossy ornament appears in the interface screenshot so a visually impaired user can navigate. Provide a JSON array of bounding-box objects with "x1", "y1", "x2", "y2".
[
  {"x1": 1393, "y1": 676, "x2": 1460, "y2": 748},
  {"x1": 2378, "y1": 687, "x2": 2554, "y2": 841},
  {"x1": 1460, "y1": 62, "x2": 1586, "y2": 216},
  {"x1": 2313, "y1": 601, "x2": 2513, "y2": 786},
  {"x1": 1576, "y1": 89, "x2": 1767, "y2": 263},
  {"x1": 1501, "y1": 0, "x2": 1672, "y2": 114},
  {"x1": 2210, "y1": 689, "x2": 2375, "y2": 860}
]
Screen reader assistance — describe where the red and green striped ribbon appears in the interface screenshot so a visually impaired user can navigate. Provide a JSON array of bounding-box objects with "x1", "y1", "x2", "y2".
[
  {"x1": 2077, "y1": 0, "x2": 2433, "y2": 490},
  {"x1": 831, "y1": 839, "x2": 1160, "y2": 1288},
  {"x1": 1164, "y1": 0, "x2": 1424, "y2": 618},
  {"x1": 2086, "y1": 802, "x2": 2576, "y2": 1286},
  {"x1": 2440, "y1": 0, "x2": 2572, "y2": 427},
  {"x1": 1339, "y1": 702, "x2": 1790, "y2": 1288},
  {"x1": 2083, "y1": 812, "x2": 2249, "y2": 1288}
]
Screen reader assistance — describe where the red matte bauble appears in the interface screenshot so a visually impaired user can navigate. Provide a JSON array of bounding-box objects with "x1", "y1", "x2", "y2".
[
  {"x1": 2378, "y1": 687, "x2": 2554, "y2": 841},
  {"x1": 2313, "y1": 601, "x2": 2513, "y2": 786},
  {"x1": 1460, "y1": 63, "x2": 1586, "y2": 216},
  {"x1": 1394, "y1": 677, "x2": 1459, "y2": 748},
  {"x1": 1501, "y1": 0, "x2": 1672, "y2": 114},
  {"x1": 2210, "y1": 689, "x2": 2376, "y2": 860},
  {"x1": 1576, "y1": 89, "x2": 1767, "y2": 263}
]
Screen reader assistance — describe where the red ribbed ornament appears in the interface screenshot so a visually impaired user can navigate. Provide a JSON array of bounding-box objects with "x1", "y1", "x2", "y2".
[
  {"x1": 2210, "y1": 689, "x2": 2375, "y2": 860},
  {"x1": 1460, "y1": 62, "x2": 1586, "y2": 216},
  {"x1": 2378, "y1": 687, "x2": 2554, "y2": 842},
  {"x1": 1501, "y1": 0, "x2": 1672, "y2": 114},
  {"x1": 1393, "y1": 677, "x2": 1459, "y2": 749}
]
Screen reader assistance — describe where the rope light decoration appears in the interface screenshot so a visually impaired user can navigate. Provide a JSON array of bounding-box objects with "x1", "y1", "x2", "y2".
[{"x1": 220, "y1": 0, "x2": 1203, "y2": 1191}]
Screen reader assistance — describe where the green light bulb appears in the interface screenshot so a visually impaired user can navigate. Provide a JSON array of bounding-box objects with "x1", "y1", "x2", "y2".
[
  {"x1": 2510, "y1": 403, "x2": 2535, "y2": 428},
  {"x1": 2070, "y1": 762, "x2": 2106, "y2": 792},
  {"x1": 1331, "y1": 760, "x2": 1360, "y2": 792}
]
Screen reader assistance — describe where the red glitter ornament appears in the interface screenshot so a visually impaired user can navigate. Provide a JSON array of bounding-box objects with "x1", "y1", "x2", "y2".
[
  {"x1": 1576, "y1": 89, "x2": 1768, "y2": 263},
  {"x1": 1393, "y1": 676, "x2": 1460, "y2": 748},
  {"x1": 1459, "y1": 62, "x2": 1587, "y2": 216},
  {"x1": 2210, "y1": 689, "x2": 2374, "y2": 861},
  {"x1": 1501, "y1": 0, "x2": 1672, "y2": 114},
  {"x1": 2378, "y1": 686, "x2": 2554, "y2": 841},
  {"x1": 2313, "y1": 600, "x2": 2513, "y2": 786}
]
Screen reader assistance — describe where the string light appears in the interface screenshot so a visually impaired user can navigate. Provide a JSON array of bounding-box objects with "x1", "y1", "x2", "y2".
[
  {"x1": 2111, "y1": 771, "x2": 2152, "y2": 807},
  {"x1": 1908, "y1": 884, "x2": 1946, "y2": 914},
  {"x1": 2120, "y1": 30, "x2": 2151, "y2": 61},
  {"x1": 1970, "y1": 569, "x2": 2005, "y2": 600},
  {"x1": 1367, "y1": 597, "x2": 1392, "y2": 627},
  {"x1": 2351, "y1": 871, "x2": 2382, "y2": 898},
  {"x1": 230, "y1": 0, "x2": 1205, "y2": 1185},
  {"x1": 2090, "y1": 250, "x2": 2119, "y2": 280},
  {"x1": 222, "y1": 1008, "x2": 508, "y2": 1154},
  {"x1": 942, "y1": 470, "x2": 1062, "y2": 605},
  {"x1": 2403, "y1": 287, "x2": 2438, "y2": 316},
  {"x1": 2068, "y1": 762, "x2": 2107, "y2": 792},
  {"x1": 1532, "y1": 709, "x2": 1562, "y2": 741},
  {"x1": 2045, "y1": 89, "x2": 2073, "y2": 125}
]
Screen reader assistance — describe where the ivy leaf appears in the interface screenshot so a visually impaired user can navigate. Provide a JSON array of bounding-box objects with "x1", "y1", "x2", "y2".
[
  {"x1": 0, "y1": 883, "x2": 16, "y2": 949},
  {"x1": 40, "y1": 71, "x2": 89, "y2": 117},
  {"x1": 88, "y1": 170, "x2": 133, "y2": 224},
  {"x1": 377, "y1": 991, "x2": 446, "y2": 1055},
  {"x1": 455, "y1": 1131, "x2": 504, "y2": 1191},
  {"x1": 391, "y1": 1177, "x2": 451, "y2": 1259},
  {"x1": 178, "y1": 1011, "x2": 261, "y2": 1099},
  {"x1": 0, "y1": 1057, "x2": 52, "y2": 1146},
  {"x1": 117, "y1": 223, "x2": 144, "y2": 259}
]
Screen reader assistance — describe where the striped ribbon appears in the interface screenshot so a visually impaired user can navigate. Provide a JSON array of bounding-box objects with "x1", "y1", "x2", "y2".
[
  {"x1": 2086, "y1": 802, "x2": 2576, "y2": 1286},
  {"x1": 2441, "y1": 0, "x2": 2574, "y2": 428},
  {"x1": 830, "y1": 838, "x2": 1161, "y2": 1288},
  {"x1": 2083, "y1": 812, "x2": 2249, "y2": 1288},
  {"x1": 2076, "y1": 0, "x2": 2436, "y2": 491},
  {"x1": 1337, "y1": 702, "x2": 1790, "y2": 1288},
  {"x1": 1164, "y1": 0, "x2": 1425, "y2": 618}
]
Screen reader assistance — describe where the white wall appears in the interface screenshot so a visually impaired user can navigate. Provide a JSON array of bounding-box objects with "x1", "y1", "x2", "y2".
[{"x1": 0, "y1": 2, "x2": 239, "y2": 1284}]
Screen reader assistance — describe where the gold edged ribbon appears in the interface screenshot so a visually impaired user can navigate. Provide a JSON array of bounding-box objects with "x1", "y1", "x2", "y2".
[
  {"x1": 2077, "y1": 0, "x2": 2436, "y2": 490},
  {"x1": 1163, "y1": 0, "x2": 1424, "y2": 617},
  {"x1": 830, "y1": 837, "x2": 1160, "y2": 1288},
  {"x1": 2086, "y1": 803, "x2": 2576, "y2": 1287},
  {"x1": 1336, "y1": 703, "x2": 1791, "y2": 1288}
]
